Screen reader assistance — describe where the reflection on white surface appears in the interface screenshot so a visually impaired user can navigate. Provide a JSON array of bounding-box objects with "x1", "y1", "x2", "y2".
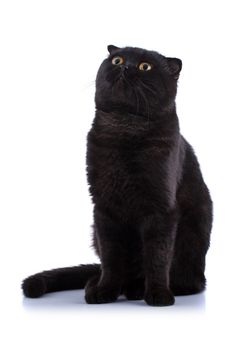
[{"x1": 22, "y1": 289, "x2": 206, "y2": 312}]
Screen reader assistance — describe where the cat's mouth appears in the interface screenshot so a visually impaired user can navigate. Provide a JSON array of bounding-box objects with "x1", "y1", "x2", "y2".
[
  {"x1": 113, "y1": 77, "x2": 135, "y2": 100},
  {"x1": 114, "y1": 70, "x2": 132, "y2": 88},
  {"x1": 116, "y1": 75, "x2": 126, "y2": 85}
]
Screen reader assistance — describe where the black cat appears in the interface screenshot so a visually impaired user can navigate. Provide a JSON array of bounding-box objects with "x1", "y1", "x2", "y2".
[{"x1": 22, "y1": 45, "x2": 213, "y2": 306}]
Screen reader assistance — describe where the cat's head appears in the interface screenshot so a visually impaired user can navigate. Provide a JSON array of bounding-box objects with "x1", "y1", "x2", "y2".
[{"x1": 95, "y1": 45, "x2": 182, "y2": 118}]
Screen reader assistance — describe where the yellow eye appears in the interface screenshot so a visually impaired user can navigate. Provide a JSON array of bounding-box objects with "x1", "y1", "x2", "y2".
[
  {"x1": 139, "y1": 62, "x2": 152, "y2": 71},
  {"x1": 112, "y1": 56, "x2": 124, "y2": 65}
]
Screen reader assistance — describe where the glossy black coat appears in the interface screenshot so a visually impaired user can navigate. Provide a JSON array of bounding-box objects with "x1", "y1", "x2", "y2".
[{"x1": 22, "y1": 46, "x2": 212, "y2": 306}]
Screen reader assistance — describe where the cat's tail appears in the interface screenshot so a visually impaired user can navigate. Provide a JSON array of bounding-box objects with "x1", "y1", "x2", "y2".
[{"x1": 22, "y1": 264, "x2": 101, "y2": 298}]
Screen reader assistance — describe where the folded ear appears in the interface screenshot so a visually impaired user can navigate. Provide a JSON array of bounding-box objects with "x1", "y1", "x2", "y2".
[
  {"x1": 166, "y1": 57, "x2": 182, "y2": 79},
  {"x1": 107, "y1": 45, "x2": 120, "y2": 54}
]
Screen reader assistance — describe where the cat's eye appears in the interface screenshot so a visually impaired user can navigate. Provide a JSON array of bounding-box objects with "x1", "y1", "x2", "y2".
[
  {"x1": 138, "y1": 62, "x2": 152, "y2": 71},
  {"x1": 112, "y1": 56, "x2": 124, "y2": 65}
]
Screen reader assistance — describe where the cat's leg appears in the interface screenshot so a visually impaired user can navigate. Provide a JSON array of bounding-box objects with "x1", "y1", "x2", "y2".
[
  {"x1": 141, "y1": 210, "x2": 177, "y2": 306},
  {"x1": 85, "y1": 207, "x2": 125, "y2": 304},
  {"x1": 170, "y1": 204, "x2": 212, "y2": 296},
  {"x1": 122, "y1": 241, "x2": 145, "y2": 300}
]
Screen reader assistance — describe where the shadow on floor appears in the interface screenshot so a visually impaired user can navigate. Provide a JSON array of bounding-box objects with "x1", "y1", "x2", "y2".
[{"x1": 22, "y1": 289, "x2": 206, "y2": 312}]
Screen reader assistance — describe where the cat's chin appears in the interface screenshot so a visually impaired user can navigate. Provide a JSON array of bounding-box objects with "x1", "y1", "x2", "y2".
[
  {"x1": 95, "y1": 105, "x2": 164, "y2": 122},
  {"x1": 96, "y1": 107, "x2": 147, "y2": 120}
]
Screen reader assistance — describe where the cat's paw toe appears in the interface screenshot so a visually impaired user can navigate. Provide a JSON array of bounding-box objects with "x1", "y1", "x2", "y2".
[
  {"x1": 144, "y1": 288, "x2": 175, "y2": 307},
  {"x1": 22, "y1": 275, "x2": 47, "y2": 298},
  {"x1": 85, "y1": 288, "x2": 118, "y2": 304},
  {"x1": 85, "y1": 277, "x2": 119, "y2": 304},
  {"x1": 85, "y1": 290, "x2": 117, "y2": 304}
]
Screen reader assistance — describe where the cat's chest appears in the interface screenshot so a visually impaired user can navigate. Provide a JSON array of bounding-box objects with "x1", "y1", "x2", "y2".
[
  {"x1": 86, "y1": 136, "x2": 164, "y2": 211},
  {"x1": 86, "y1": 114, "x2": 180, "y2": 217},
  {"x1": 88, "y1": 145, "x2": 142, "y2": 190}
]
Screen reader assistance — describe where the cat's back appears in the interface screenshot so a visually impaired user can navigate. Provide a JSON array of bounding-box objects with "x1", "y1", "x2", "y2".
[{"x1": 177, "y1": 135, "x2": 212, "y2": 211}]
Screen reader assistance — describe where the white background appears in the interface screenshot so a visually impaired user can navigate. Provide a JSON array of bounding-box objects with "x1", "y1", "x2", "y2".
[{"x1": 0, "y1": 0, "x2": 232, "y2": 349}]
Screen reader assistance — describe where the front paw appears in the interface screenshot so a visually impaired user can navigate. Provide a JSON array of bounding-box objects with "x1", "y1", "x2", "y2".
[
  {"x1": 144, "y1": 287, "x2": 175, "y2": 307},
  {"x1": 85, "y1": 276, "x2": 120, "y2": 304}
]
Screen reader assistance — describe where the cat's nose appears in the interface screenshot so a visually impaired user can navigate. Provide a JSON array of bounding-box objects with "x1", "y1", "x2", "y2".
[{"x1": 120, "y1": 65, "x2": 128, "y2": 71}]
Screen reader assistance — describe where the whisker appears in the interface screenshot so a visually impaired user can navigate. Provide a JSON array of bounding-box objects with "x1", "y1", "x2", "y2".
[
  {"x1": 136, "y1": 79, "x2": 158, "y2": 101},
  {"x1": 81, "y1": 80, "x2": 96, "y2": 92},
  {"x1": 122, "y1": 75, "x2": 140, "y2": 116},
  {"x1": 136, "y1": 85, "x2": 151, "y2": 127}
]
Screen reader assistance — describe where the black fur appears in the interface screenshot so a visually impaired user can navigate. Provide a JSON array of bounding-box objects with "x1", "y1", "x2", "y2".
[{"x1": 22, "y1": 46, "x2": 213, "y2": 306}]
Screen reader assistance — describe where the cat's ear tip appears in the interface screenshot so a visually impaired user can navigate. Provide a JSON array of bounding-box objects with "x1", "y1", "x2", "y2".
[
  {"x1": 166, "y1": 57, "x2": 182, "y2": 79},
  {"x1": 107, "y1": 45, "x2": 120, "y2": 54}
]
